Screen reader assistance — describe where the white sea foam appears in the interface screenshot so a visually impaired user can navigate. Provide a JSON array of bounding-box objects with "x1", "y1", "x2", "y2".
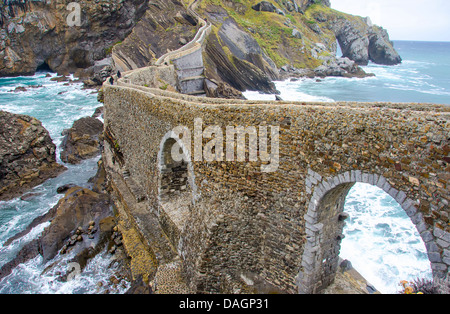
[
  {"x1": 0, "y1": 247, "x2": 129, "y2": 294},
  {"x1": 244, "y1": 79, "x2": 335, "y2": 103},
  {"x1": 341, "y1": 183, "x2": 432, "y2": 294}
]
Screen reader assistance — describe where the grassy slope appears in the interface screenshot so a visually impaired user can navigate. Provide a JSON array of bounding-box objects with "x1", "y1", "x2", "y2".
[{"x1": 197, "y1": 0, "x2": 348, "y2": 69}]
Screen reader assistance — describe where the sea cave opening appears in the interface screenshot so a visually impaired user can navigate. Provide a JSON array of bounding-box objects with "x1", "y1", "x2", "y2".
[{"x1": 36, "y1": 61, "x2": 53, "y2": 73}]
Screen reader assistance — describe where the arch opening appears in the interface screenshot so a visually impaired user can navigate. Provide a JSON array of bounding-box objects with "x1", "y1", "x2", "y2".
[
  {"x1": 298, "y1": 172, "x2": 436, "y2": 294},
  {"x1": 340, "y1": 183, "x2": 432, "y2": 294},
  {"x1": 158, "y1": 137, "x2": 193, "y2": 238}
]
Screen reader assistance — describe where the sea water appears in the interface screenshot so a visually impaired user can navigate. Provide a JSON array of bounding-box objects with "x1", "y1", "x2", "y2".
[
  {"x1": 245, "y1": 41, "x2": 450, "y2": 105},
  {"x1": 244, "y1": 41, "x2": 448, "y2": 293},
  {"x1": 0, "y1": 72, "x2": 129, "y2": 293}
]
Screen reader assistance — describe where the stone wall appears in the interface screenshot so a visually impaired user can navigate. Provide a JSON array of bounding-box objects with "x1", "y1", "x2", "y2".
[{"x1": 103, "y1": 83, "x2": 450, "y2": 294}]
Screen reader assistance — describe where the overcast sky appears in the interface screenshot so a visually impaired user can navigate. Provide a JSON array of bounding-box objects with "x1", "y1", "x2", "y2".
[{"x1": 331, "y1": 0, "x2": 450, "y2": 41}]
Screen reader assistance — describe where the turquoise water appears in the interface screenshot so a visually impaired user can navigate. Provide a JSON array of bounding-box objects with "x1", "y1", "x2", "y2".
[{"x1": 0, "y1": 73, "x2": 128, "y2": 294}]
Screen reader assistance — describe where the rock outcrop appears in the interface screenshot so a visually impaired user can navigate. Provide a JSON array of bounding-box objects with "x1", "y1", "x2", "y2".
[
  {"x1": 0, "y1": 0, "x2": 148, "y2": 78},
  {"x1": 111, "y1": 0, "x2": 200, "y2": 72},
  {"x1": 204, "y1": 79, "x2": 246, "y2": 100},
  {"x1": 202, "y1": 8, "x2": 280, "y2": 94},
  {"x1": 252, "y1": 1, "x2": 278, "y2": 13},
  {"x1": 60, "y1": 117, "x2": 104, "y2": 165},
  {"x1": 368, "y1": 26, "x2": 403, "y2": 65},
  {"x1": 314, "y1": 56, "x2": 374, "y2": 78},
  {"x1": 38, "y1": 185, "x2": 113, "y2": 262},
  {"x1": 321, "y1": 10, "x2": 402, "y2": 66},
  {"x1": 0, "y1": 159, "x2": 120, "y2": 286},
  {"x1": 0, "y1": 110, "x2": 66, "y2": 201},
  {"x1": 1, "y1": 0, "x2": 401, "y2": 93}
]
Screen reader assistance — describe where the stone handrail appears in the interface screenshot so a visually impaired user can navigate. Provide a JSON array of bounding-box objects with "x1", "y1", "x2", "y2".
[{"x1": 155, "y1": 0, "x2": 211, "y2": 66}]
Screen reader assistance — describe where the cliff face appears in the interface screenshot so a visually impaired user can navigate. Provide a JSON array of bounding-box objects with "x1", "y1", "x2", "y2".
[
  {"x1": 197, "y1": 0, "x2": 391, "y2": 92},
  {"x1": 0, "y1": 0, "x2": 148, "y2": 77},
  {"x1": 315, "y1": 7, "x2": 402, "y2": 66},
  {"x1": 0, "y1": 0, "x2": 401, "y2": 91},
  {"x1": 111, "y1": 0, "x2": 200, "y2": 72}
]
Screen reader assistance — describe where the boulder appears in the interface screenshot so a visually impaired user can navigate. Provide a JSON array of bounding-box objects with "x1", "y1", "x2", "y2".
[
  {"x1": 252, "y1": 1, "x2": 277, "y2": 13},
  {"x1": 60, "y1": 117, "x2": 104, "y2": 164},
  {"x1": 292, "y1": 29, "x2": 302, "y2": 39},
  {"x1": 314, "y1": 57, "x2": 375, "y2": 78},
  {"x1": 204, "y1": 79, "x2": 246, "y2": 100},
  {"x1": 39, "y1": 186, "x2": 112, "y2": 262},
  {"x1": 0, "y1": 111, "x2": 66, "y2": 201}
]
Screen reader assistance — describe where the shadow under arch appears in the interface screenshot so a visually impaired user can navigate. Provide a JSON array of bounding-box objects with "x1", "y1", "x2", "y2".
[
  {"x1": 297, "y1": 170, "x2": 437, "y2": 294},
  {"x1": 157, "y1": 129, "x2": 197, "y2": 249}
]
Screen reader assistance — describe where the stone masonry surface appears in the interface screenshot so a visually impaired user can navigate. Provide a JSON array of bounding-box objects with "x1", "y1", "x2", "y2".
[{"x1": 103, "y1": 72, "x2": 450, "y2": 293}]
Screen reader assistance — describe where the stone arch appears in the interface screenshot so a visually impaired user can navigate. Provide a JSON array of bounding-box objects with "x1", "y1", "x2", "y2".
[
  {"x1": 297, "y1": 170, "x2": 440, "y2": 294},
  {"x1": 157, "y1": 130, "x2": 197, "y2": 247}
]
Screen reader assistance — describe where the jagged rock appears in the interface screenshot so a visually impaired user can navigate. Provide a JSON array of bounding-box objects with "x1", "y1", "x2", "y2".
[
  {"x1": 0, "y1": 0, "x2": 148, "y2": 77},
  {"x1": 292, "y1": 28, "x2": 302, "y2": 39},
  {"x1": 88, "y1": 62, "x2": 113, "y2": 86},
  {"x1": 368, "y1": 26, "x2": 402, "y2": 65},
  {"x1": 111, "y1": 0, "x2": 199, "y2": 72},
  {"x1": 0, "y1": 176, "x2": 112, "y2": 280},
  {"x1": 252, "y1": 1, "x2": 277, "y2": 13},
  {"x1": 57, "y1": 183, "x2": 77, "y2": 194},
  {"x1": 92, "y1": 106, "x2": 104, "y2": 119},
  {"x1": 204, "y1": 79, "x2": 246, "y2": 100},
  {"x1": 314, "y1": 57, "x2": 374, "y2": 78},
  {"x1": 60, "y1": 117, "x2": 104, "y2": 164},
  {"x1": 331, "y1": 15, "x2": 401, "y2": 66},
  {"x1": 39, "y1": 186, "x2": 112, "y2": 262},
  {"x1": 204, "y1": 17, "x2": 279, "y2": 94},
  {"x1": 0, "y1": 110, "x2": 66, "y2": 201}
]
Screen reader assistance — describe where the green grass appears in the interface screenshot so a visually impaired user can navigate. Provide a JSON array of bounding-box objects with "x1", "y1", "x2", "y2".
[{"x1": 199, "y1": 0, "x2": 340, "y2": 69}]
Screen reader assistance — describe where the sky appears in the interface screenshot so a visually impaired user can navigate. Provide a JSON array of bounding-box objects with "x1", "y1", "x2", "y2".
[{"x1": 331, "y1": 0, "x2": 450, "y2": 41}]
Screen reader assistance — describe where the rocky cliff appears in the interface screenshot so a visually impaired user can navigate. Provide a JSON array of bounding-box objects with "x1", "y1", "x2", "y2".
[
  {"x1": 60, "y1": 116, "x2": 104, "y2": 164},
  {"x1": 0, "y1": 0, "x2": 148, "y2": 77},
  {"x1": 195, "y1": 0, "x2": 400, "y2": 93},
  {"x1": 0, "y1": 0, "x2": 401, "y2": 92},
  {"x1": 111, "y1": 0, "x2": 200, "y2": 73}
]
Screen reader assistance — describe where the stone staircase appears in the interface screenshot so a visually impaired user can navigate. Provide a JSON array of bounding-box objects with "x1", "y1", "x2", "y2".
[
  {"x1": 172, "y1": 48, "x2": 206, "y2": 96},
  {"x1": 155, "y1": 0, "x2": 211, "y2": 97}
]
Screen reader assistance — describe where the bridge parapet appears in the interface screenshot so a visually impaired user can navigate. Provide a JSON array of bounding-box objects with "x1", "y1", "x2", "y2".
[{"x1": 103, "y1": 80, "x2": 450, "y2": 293}]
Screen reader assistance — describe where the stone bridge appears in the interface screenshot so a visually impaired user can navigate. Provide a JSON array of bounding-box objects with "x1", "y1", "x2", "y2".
[
  {"x1": 101, "y1": 0, "x2": 450, "y2": 294},
  {"x1": 102, "y1": 68, "x2": 450, "y2": 293}
]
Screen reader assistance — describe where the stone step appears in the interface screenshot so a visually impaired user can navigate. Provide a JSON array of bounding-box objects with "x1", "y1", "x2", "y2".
[
  {"x1": 177, "y1": 66, "x2": 204, "y2": 81},
  {"x1": 188, "y1": 90, "x2": 207, "y2": 97},
  {"x1": 179, "y1": 76, "x2": 205, "y2": 95}
]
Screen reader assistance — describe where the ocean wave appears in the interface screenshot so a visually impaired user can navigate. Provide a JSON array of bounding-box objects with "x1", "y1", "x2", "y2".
[
  {"x1": 0, "y1": 248, "x2": 130, "y2": 294},
  {"x1": 341, "y1": 183, "x2": 432, "y2": 294}
]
